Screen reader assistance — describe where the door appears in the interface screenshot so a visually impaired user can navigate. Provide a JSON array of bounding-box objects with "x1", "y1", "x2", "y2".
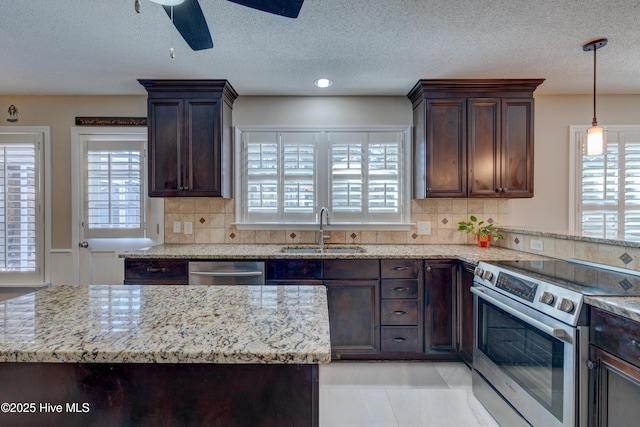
[
  {"x1": 72, "y1": 127, "x2": 163, "y2": 285},
  {"x1": 148, "y1": 99, "x2": 183, "y2": 196},
  {"x1": 501, "y1": 99, "x2": 534, "y2": 197},
  {"x1": 424, "y1": 260, "x2": 457, "y2": 353},
  {"x1": 468, "y1": 99, "x2": 500, "y2": 197},
  {"x1": 425, "y1": 99, "x2": 467, "y2": 197}
]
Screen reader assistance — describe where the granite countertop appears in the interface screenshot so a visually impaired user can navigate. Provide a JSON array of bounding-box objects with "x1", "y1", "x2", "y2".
[
  {"x1": 120, "y1": 243, "x2": 548, "y2": 264},
  {"x1": 0, "y1": 285, "x2": 331, "y2": 364},
  {"x1": 585, "y1": 296, "x2": 640, "y2": 323}
]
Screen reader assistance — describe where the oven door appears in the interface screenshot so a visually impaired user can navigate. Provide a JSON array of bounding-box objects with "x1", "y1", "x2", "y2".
[{"x1": 471, "y1": 286, "x2": 577, "y2": 427}]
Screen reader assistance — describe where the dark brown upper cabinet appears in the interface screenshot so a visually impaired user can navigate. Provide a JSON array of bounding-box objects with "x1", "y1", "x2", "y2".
[
  {"x1": 408, "y1": 79, "x2": 543, "y2": 198},
  {"x1": 139, "y1": 80, "x2": 238, "y2": 197}
]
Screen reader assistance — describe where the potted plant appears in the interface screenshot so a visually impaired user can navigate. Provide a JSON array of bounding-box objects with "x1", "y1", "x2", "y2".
[{"x1": 457, "y1": 216, "x2": 504, "y2": 248}]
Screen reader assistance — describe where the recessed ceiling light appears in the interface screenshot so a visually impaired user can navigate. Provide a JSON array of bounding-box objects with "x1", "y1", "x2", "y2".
[{"x1": 314, "y1": 78, "x2": 333, "y2": 88}]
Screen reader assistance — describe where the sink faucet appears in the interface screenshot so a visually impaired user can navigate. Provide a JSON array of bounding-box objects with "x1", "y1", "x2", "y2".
[{"x1": 319, "y1": 207, "x2": 331, "y2": 247}]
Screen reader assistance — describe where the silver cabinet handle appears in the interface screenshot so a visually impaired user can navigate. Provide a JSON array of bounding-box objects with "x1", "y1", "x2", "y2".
[
  {"x1": 391, "y1": 266, "x2": 409, "y2": 271},
  {"x1": 392, "y1": 337, "x2": 408, "y2": 342},
  {"x1": 392, "y1": 310, "x2": 407, "y2": 316},
  {"x1": 146, "y1": 267, "x2": 168, "y2": 273},
  {"x1": 392, "y1": 287, "x2": 410, "y2": 292}
]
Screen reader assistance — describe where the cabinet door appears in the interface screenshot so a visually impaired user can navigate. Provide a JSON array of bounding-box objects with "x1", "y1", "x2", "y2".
[
  {"x1": 425, "y1": 99, "x2": 467, "y2": 197},
  {"x1": 501, "y1": 99, "x2": 534, "y2": 197},
  {"x1": 124, "y1": 259, "x2": 188, "y2": 285},
  {"x1": 148, "y1": 99, "x2": 183, "y2": 196},
  {"x1": 424, "y1": 260, "x2": 457, "y2": 354},
  {"x1": 468, "y1": 99, "x2": 501, "y2": 197},
  {"x1": 591, "y1": 345, "x2": 640, "y2": 427},
  {"x1": 185, "y1": 99, "x2": 223, "y2": 196},
  {"x1": 458, "y1": 262, "x2": 475, "y2": 364},
  {"x1": 326, "y1": 280, "x2": 380, "y2": 356}
]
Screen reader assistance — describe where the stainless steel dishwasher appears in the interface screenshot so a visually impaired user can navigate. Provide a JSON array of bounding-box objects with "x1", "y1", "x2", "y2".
[{"x1": 188, "y1": 261, "x2": 265, "y2": 285}]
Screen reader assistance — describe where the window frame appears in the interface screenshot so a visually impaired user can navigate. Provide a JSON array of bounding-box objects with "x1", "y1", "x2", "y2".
[
  {"x1": 570, "y1": 125, "x2": 640, "y2": 241},
  {"x1": 0, "y1": 127, "x2": 51, "y2": 285},
  {"x1": 234, "y1": 126, "x2": 412, "y2": 230}
]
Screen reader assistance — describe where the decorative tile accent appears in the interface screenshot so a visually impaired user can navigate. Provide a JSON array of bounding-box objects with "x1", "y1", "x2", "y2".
[
  {"x1": 441, "y1": 218, "x2": 448, "y2": 225},
  {"x1": 619, "y1": 278, "x2": 633, "y2": 291},
  {"x1": 229, "y1": 233, "x2": 236, "y2": 239},
  {"x1": 487, "y1": 217, "x2": 494, "y2": 224},
  {"x1": 199, "y1": 217, "x2": 206, "y2": 224},
  {"x1": 620, "y1": 252, "x2": 633, "y2": 265},
  {"x1": 350, "y1": 233, "x2": 358, "y2": 240},
  {"x1": 514, "y1": 237, "x2": 520, "y2": 245},
  {"x1": 411, "y1": 233, "x2": 418, "y2": 240},
  {"x1": 289, "y1": 232, "x2": 297, "y2": 240}
]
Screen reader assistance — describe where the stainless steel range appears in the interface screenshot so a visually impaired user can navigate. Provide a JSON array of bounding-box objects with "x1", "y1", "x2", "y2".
[{"x1": 471, "y1": 258, "x2": 640, "y2": 427}]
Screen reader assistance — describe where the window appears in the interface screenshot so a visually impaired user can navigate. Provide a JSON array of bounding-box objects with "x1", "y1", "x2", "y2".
[
  {"x1": 0, "y1": 131, "x2": 45, "y2": 284},
  {"x1": 571, "y1": 126, "x2": 640, "y2": 241},
  {"x1": 236, "y1": 128, "x2": 410, "y2": 228},
  {"x1": 83, "y1": 139, "x2": 145, "y2": 238}
]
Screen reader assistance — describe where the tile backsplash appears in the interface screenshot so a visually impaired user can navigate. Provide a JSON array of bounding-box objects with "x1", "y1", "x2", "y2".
[{"x1": 163, "y1": 198, "x2": 510, "y2": 245}]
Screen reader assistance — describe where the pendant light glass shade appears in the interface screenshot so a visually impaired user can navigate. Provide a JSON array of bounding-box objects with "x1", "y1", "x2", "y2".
[
  {"x1": 583, "y1": 38, "x2": 608, "y2": 156},
  {"x1": 586, "y1": 125, "x2": 606, "y2": 156}
]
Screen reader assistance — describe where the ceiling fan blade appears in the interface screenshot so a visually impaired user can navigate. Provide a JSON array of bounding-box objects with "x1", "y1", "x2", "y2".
[
  {"x1": 227, "y1": 0, "x2": 304, "y2": 18},
  {"x1": 163, "y1": 0, "x2": 213, "y2": 51}
]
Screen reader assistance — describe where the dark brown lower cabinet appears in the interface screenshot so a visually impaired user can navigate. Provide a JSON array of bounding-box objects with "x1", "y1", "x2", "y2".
[
  {"x1": 458, "y1": 262, "x2": 475, "y2": 365},
  {"x1": 124, "y1": 259, "x2": 188, "y2": 285},
  {"x1": 325, "y1": 279, "x2": 380, "y2": 358},
  {"x1": 589, "y1": 307, "x2": 640, "y2": 426},
  {"x1": 424, "y1": 260, "x2": 458, "y2": 355}
]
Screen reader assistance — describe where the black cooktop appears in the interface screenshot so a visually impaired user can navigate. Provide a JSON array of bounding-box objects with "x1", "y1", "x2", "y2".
[{"x1": 485, "y1": 259, "x2": 640, "y2": 297}]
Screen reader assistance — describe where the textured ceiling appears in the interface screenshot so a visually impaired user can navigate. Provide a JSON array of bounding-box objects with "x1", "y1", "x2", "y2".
[{"x1": 1, "y1": 0, "x2": 639, "y2": 96}]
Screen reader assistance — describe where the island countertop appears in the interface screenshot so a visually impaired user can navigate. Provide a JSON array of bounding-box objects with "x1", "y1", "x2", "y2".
[
  {"x1": 120, "y1": 243, "x2": 548, "y2": 264},
  {"x1": 0, "y1": 284, "x2": 331, "y2": 365}
]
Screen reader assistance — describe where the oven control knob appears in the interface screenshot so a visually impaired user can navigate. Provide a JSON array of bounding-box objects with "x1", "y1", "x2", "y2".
[
  {"x1": 474, "y1": 267, "x2": 484, "y2": 278},
  {"x1": 539, "y1": 291, "x2": 556, "y2": 306},
  {"x1": 558, "y1": 298, "x2": 575, "y2": 313},
  {"x1": 483, "y1": 271, "x2": 494, "y2": 281}
]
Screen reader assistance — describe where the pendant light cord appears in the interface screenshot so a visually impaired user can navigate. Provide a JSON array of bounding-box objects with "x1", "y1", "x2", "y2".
[{"x1": 592, "y1": 46, "x2": 598, "y2": 127}]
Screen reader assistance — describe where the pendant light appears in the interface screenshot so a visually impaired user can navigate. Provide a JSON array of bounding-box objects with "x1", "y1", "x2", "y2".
[{"x1": 583, "y1": 38, "x2": 608, "y2": 156}]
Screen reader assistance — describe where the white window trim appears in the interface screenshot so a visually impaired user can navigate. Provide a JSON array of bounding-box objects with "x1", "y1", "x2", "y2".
[
  {"x1": 234, "y1": 126, "x2": 412, "y2": 231},
  {"x1": 569, "y1": 124, "x2": 640, "y2": 237},
  {"x1": 0, "y1": 126, "x2": 51, "y2": 286}
]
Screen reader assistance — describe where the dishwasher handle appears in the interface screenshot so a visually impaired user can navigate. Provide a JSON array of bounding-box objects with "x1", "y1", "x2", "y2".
[{"x1": 190, "y1": 271, "x2": 264, "y2": 277}]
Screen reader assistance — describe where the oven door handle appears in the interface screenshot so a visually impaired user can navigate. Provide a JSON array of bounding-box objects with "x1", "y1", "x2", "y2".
[{"x1": 471, "y1": 286, "x2": 572, "y2": 343}]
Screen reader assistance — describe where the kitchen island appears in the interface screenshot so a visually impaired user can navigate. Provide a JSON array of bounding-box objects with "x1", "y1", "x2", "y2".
[{"x1": 0, "y1": 284, "x2": 330, "y2": 426}]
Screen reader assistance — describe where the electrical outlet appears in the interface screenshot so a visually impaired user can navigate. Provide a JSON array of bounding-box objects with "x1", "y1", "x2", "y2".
[
  {"x1": 530, "y1": 239, "x2": 544, "y2": 251},
  {"x1": 184, "y1": 221, "x2": 193, "y2": 235},
  {"x1": 173, "y1": 221, "x2": 181, "y2": 233},
  {"x1": 417, "y1": 221, "x2": 432, "y2": 235}
]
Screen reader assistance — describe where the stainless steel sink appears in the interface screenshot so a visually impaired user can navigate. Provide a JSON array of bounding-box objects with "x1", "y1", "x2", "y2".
[{"x1": 281, "y1": 246, "x2": 366, "y2": 254}]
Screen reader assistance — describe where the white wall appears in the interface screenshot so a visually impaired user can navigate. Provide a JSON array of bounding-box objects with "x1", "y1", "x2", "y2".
[
  {"x1": 509, "y1": 94, "x2": 640, "y2": 232},
  {"x1": 233, "y1": 96, "x2": 412, "y2": 127}
]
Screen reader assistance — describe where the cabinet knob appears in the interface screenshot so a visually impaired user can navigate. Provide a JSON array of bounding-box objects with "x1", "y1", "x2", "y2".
[
  {"x1": 632, "y1": 339, "x2": 640, "y2": 349},
  {"x1": 586, "y1": 359, "x2": 598, "y2": 370}
]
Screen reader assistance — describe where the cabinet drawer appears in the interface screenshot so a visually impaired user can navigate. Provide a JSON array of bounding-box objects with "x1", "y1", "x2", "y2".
[
  {"x1": 381, "y1": 300, "x2": 418, "y2": 325},
  {"x1": 381, "y1": 259, "x2": 420, "y2": 278},
  {"x1": 591, "y1": 307, "x2": 640, "y2": 369},
  {"x1": 266, "y1": 260, "x2": 322, "y2": 280},
  {"x1": 381, "y1": 327, "x2": 419, "y2": 353},
  {"x1": 124, "y1": 259, "x2": 188, "y2": 285},
  {"x1": 324, "y1": 260, "x2": 379, "y2": 280},
  {"x1": 381, "y1": 279, "x2": 419, "y2": 299}
]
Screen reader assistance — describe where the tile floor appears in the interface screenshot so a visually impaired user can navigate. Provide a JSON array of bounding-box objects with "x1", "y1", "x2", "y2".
[{"x1": 319, "y1": 361, "x2": 499, "y2": 427}]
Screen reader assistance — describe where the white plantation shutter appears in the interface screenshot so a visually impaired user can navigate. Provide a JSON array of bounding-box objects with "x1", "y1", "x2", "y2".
[
  {"x1": 576, "y1": 127, "x2": 640, "y2": 241},
  {"x1": 0, "y1": 137, "x2": 38, "y2": 273},
  {"x1": 238, "y1": 128, "x2": 408, "y2": 227},
  {"x1": 84, "y1": 140, "x2": 144, "y2": 238}
]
